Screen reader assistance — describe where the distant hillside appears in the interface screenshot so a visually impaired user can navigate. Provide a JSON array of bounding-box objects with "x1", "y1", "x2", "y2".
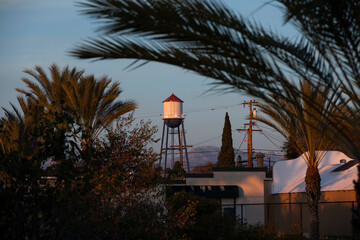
[
  {"x1": 176, "y1": 146, "x2": 285, "y2": 170},
  {"x1": 187, "y1": 146, "x2": 220, "y2": 169}
]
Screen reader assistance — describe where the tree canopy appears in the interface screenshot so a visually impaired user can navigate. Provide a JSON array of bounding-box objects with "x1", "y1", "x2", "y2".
[
  {"x1": 16, "y1": 64, "x2": 137, "y2": 150},
  {"x1": 217, "y1": 112, "x2": 235, "y2": 167},
  {"x1": 0, "y1": 65, "x2": 147, "y2": 239}
]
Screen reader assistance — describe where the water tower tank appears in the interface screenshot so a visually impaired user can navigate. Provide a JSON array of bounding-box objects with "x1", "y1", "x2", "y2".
[{"x1": 162, "y1": 94, "x2": 184, "y2": 128}]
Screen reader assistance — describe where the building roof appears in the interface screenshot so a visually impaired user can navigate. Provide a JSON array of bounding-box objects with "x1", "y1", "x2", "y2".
[
  {"x1": 272, "y1": 151, "x2": 358, "y2": 194},
  {"x1": 162, "y1": 93, "x2": 183, "y2": 103}
]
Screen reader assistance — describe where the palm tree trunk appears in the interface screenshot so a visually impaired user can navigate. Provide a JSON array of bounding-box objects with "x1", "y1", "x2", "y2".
[
  {"x1": 305, "y1": 165, "x2": 321, "y2": 240},
  {"x1": 354, "y1": 164, "x2": 360, "y2": 238}
]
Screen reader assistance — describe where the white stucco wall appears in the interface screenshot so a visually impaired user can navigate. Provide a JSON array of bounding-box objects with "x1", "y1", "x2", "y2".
[{"x1": 185, "y1": 169, "x2": 267, "y2": 224}]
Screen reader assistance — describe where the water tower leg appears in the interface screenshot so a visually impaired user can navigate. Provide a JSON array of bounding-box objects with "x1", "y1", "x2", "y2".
[
  {"x1": 177, "y1": 125, "x2": 181, "y2": 158},
  {"x1": 171, "y1": 127, "x2": 175, "y2": 166},
  {"x1": 164, "y1": 125, "x2": 170, "y2": 171},
  {"x1": 177, "y1": 125, "x2": 181, "y2": 147},
  {"x1": 177, "y1": 125, "x2": 183, "y2": 174},
  {"x1": 181, "y1": 121, "x2": 190, "y2": 172},
  {"x1": 159, "y1": 121, "x2": 166, "y2": 167}
]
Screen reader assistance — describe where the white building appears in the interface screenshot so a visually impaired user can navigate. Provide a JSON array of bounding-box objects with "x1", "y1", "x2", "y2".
[
  {"x1": 169, "y1": 151, "x2": 358, "y2": 236},
  {"x1": 171, "y1": 167, "x2": 270, "y2": 224}
]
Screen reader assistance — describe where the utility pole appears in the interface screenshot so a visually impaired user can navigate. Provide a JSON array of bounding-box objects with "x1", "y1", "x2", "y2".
[
  {"x1": 170, "y1": 131, "x2": 192, "y2": 179},
  {"x1": 237, "y1": 100, "x2": 262, "y2": 168}
]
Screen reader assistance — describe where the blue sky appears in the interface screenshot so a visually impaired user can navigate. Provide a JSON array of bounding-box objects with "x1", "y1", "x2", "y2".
[{"x1": 0, "y1": 0, "x2": 297, "y2": 152}]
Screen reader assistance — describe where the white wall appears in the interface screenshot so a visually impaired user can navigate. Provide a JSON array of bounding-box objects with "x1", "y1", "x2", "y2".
[{"x1": 185, "y1": 169, "x2": 267, "y2": 224}]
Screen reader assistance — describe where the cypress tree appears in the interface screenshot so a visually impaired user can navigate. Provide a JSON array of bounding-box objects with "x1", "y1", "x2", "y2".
[{"x1": 217, "y1": 112, "x2": 235, "y2": 167}]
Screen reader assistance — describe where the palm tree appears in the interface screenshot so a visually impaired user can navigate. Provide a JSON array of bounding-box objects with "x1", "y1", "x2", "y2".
[
  {"x1": 71, "y1": 0, "x2": 360, "y2": 237},
  {"x1": 61, "y1": 72, "x2": 137, "y2": 149},
  {"x1": 255, "y1": 80, "x2": 337, "y2": 239},
  {"x1": 17, "y1": 64, "x2": 137, "y2": 149},
  {"x1": 0, "y1": 95, "x2": 81, "y2": 240},
  {"x1": 0, "y1": 96, "x2": 43, "y2": 156},
  {"x1": 0, "y1": 95, "x2": 71, "y2": 174},
  {"x1": 70, "y1": 0, "x2": 360, "y2": 153}
]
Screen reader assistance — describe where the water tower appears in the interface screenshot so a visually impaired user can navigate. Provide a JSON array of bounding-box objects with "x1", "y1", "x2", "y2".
[{"x1": 160, "y1": 94, "x2": 190, "y2": 172}]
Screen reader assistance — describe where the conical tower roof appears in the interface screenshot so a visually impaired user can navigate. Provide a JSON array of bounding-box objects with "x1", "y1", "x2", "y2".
[{"x1": 162, "y1": 93, "x2": 183, "y2": 103}]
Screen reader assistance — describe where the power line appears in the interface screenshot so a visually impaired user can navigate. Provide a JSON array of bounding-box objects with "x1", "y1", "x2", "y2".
[
  {"x1": 262, "y1": 133, "x2": 282, "y2": 150},
  {"x1": 260, "y1": 129, "x2": 284, "y2": 147},
  {"x1": 253, "y1": 123, "x2": 283, "y2": 141},
  {"x1": 192, "y1": 129, "x2": 240, "y2": 147},
  {"x1": 236, "y1": 131, "x2": 248, "y2": 153},
  {"x1": 186, "y1": 103, "x2": 242, "y2": 113},
  {"x1": 260, "y1": 130, "x2": 284, "y2": 144},
  {"x1": 252, "y1": 149, "x2": 284, "y2": 153},
  {"x1": 236, "y1": 100, "x2": 261, "y2": 167},
  {"x1": 134, "y1": 103, "x2": 244, "y2": 119},
  {"x1": 253, "y1": 123, "x2": 284, "y2": 147},
  {"x1": 255, "y1": 123, "x2": 279, "y2": 133},
  {"x1": 193, "y1": 135, "x2": 222, "y2": 147}
]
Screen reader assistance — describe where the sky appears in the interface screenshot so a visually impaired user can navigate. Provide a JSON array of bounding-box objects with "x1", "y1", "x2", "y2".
[{"x1": 0, "y1": 0, "x2": 298, "y2": 153}]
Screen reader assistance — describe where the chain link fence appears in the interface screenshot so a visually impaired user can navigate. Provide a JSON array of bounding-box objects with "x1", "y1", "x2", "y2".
[{"x1": 222, "y1": 201, "x2": 356, "y2": 238}]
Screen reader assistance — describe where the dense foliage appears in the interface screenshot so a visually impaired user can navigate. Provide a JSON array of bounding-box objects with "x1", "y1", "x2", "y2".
[
  {"x1": 217, "y1": 112, "x2": 235, "y2": 167},
  {"x1": 165, "y1": 160, "x2": 183, "y2": 180},
  {"x1": 0, "y1": 65, "x2": 160, "y2": 239},
  {"x1": 0, "y1": 109, "x2": 162, "y2": 239},
  {"x1": 166, "y1": 191, "x2": 234, "y2": 240}
]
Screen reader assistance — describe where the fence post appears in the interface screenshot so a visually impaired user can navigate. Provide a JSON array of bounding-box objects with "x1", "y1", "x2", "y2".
[
  {"x1": 352, "y1": 201, "x2": 355, "y2": 239},
  {"x1": 300, "y1": 203, "x2": 303, "y2": 235},
  {"x1": 267, "y1": 203, "x2": 270, "y2": 225},
  {"x1": 241, "y1": 204, "x2": 244, "y2": 226},
  {"x1": 233, "y1": 198, "x2": 236, "y2": 220}
]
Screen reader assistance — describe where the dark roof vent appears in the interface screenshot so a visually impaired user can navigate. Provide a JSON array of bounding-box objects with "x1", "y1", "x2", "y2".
[{"x1": 332, "y1": 160, "x2": 358, "y2": 172}]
